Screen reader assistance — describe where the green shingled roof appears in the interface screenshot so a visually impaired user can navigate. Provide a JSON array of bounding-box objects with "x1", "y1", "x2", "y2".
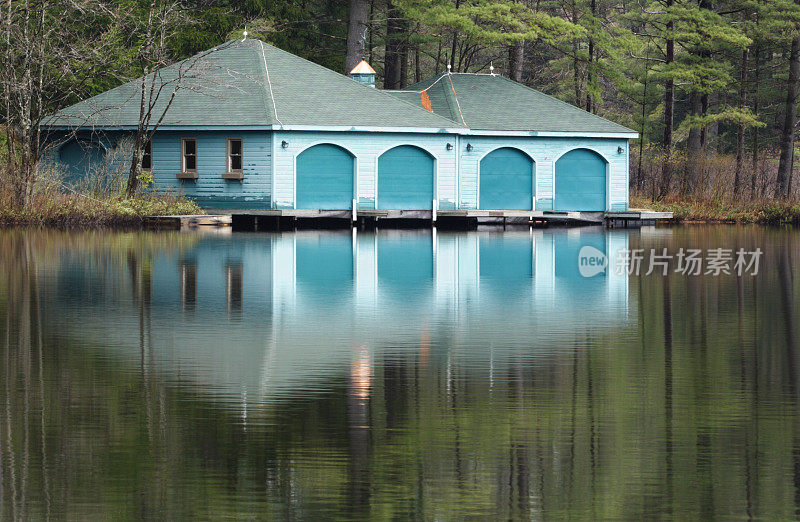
[
  {"x1": 44, "y1": 39, "x2": 458, "y2": 129},
  {"x1": 388, "y1": 72, "x2": 636, "y2": 134}
]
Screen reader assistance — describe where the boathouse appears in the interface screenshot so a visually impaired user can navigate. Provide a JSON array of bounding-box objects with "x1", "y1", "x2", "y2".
[{"x1": 42, "y1": 38, "x2": 637, "y2": 213}]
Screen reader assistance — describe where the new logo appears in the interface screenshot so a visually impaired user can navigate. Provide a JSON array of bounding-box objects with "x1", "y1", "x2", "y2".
[{"x1": 578, "y1": 246, "x2": 607, "y2": 278}]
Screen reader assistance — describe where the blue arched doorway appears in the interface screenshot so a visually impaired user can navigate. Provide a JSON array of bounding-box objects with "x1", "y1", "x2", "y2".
[
  {"x1": 554, "y1": 149, "x2": 607, "y2": 211},
  {"x1": 296, "y1": 144, "x2": 354, "y2": 209},
  {"x1": 378, "y1": 145, "x2": 434, "y2": 210},
  {"x1": 479, "y1": 147, "x2": 534, "y2": 210}
]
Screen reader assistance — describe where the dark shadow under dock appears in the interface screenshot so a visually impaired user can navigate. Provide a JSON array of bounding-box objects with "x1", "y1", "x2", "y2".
[{"x1": 143, "y1": 208, "x2": 673, "y2": 231}]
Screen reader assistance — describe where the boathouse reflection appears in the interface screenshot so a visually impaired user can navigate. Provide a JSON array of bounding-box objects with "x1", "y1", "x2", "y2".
[{"x1": 54, "y1": 228, "x2": 630, "y2": 404}]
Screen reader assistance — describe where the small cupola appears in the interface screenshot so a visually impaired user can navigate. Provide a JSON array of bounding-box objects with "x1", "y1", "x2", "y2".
[{"x1": 350, "y1": 60, "x2": 376, "y2": 88}]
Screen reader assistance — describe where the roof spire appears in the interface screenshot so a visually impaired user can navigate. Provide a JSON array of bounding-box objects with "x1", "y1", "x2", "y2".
[
  {"x1": 350, "y1": 60, "x2": 376, "y2": 88},
  {"x1": 490, "y1": 62, "x2": 495, "y2": 75},
  {"x1": 242, "y1": 27, "x2": 248, "y2": 41},
  {"x1": 447, "y1": 63, "x2": 452, "y2": 73}
]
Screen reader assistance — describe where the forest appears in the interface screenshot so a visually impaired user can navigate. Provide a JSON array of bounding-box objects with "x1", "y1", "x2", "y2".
[{"x1": 3, "y1": 0, "x2": 800, "y2": 218}]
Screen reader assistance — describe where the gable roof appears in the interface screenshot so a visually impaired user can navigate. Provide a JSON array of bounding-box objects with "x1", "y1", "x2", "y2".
[
  {"x1": 44, "y1": 39, "x2": 459, "y2": 130},
  {"x1": 387, "y1": 72, "x2": 636, "y2": 135}
]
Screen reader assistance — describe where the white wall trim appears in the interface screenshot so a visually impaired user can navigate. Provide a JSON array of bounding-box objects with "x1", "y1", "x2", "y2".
[
  {"x1": 552, "y1": 146, "x2": 614, "y2": 165},
  {"x1": 463, "y1": 130, "x2": 639, "y2": 139},
  {"x1": 272, "y1": 125, "x2": 463, "y2": 134}
]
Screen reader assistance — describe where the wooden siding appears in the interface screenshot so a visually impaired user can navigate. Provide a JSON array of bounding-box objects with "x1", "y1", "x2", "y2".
[
  {"x1": 43, "y1": 128, "x2": 630, "y2": 212},
  {"x1": 458, "y1": 137, "x2": 629, "y2": 211},
  {"x1": 272, "y1": 131, "x2": 457, "y2": 210},
  {"x1": 151, "y1": 130, "x2": 272, "y2": 209}
]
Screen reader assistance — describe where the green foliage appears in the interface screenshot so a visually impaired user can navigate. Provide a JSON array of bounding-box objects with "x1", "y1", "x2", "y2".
[
  {"x1": 10, "y1": 0, "x2": 800, "y2": 205},
  {"x1": 137, "y1": 170, "x2": 154, "y2": 190},
  {"x1": 397, "y1": 0, "x2": 581, "y2": 46},
  {"x1": 632, "y1": 195, "x2": 800, "y2": 224}
]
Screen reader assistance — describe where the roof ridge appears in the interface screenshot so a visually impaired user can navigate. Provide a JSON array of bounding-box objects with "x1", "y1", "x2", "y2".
[
  {"x1": 492, "y1": 75, "x2": 633, "y2": 132},
  {"x1": 261, "y1": 42, "x2": 462, "y2": 128},
  {"x1": 444, "y1": 74, "x2": 467, "y2": 126},
  {"x1": 386, "y1": 72, "x2": 450, "y2": 94},
  {"x1": 401, "y1": 71, "x2": 448, "y2": 93},
  {"x1": 380, "y1": 86, "x2": 466, "y2": 127},
  {"x1": 256, "y1": 40, "x2": 281, "y2": 126}
]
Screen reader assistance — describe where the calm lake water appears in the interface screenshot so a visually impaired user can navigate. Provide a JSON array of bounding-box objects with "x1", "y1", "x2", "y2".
[{"x1": 0, "y1": 225, "x2": 798, "y2": 519}]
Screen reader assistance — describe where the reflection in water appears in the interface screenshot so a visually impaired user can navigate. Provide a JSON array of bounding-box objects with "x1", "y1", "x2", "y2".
[
  {"x1": 180, "y1": 260, "x2": 197, "y2": 311},
  {"x1": 1, "y1": 227, "x2": 800, "y2": 518}
]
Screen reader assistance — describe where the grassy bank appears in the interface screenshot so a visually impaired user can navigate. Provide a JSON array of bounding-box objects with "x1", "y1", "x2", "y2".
[
  {"x1": 632, "y1": 195, "x2": 800, "y2": 225},
  {"x1": 0, "y1": 191, "x2": 202, "y2": 227}
]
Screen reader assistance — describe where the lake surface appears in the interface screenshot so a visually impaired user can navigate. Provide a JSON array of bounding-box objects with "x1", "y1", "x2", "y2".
[{"x1": 0, "y1": 225, "x2": 797, "y2": 519}]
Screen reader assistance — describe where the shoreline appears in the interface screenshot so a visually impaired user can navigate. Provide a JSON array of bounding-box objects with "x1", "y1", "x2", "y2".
[
  {"x1": 631, "y1": 196, "x2": 800, "y2": 226},
  {"x1": 1, "y1": 195, "x2": 797, "y2": 229},
  {"x1": 0, "y1": 192, "x2": 203, "y2": 228}
]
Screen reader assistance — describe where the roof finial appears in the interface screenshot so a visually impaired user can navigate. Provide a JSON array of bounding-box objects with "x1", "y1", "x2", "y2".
[
  {"x1": 242, "y1": 27, "x2": 248, "y2": 41},
  {"x1": 447, "y1": 62, "x2": 452, "y2": 73},
  {"x1": 490, "y1": 62, "x2": 495, "y2": 75}
]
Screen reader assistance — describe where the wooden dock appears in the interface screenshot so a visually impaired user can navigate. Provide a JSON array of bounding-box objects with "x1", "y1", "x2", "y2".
[
  {"x1": 143, "y1": 214, "x2": 232, "y2": 230},
  {"x1": 144, "y1": 208, "x2": 672, "y2": 231}
]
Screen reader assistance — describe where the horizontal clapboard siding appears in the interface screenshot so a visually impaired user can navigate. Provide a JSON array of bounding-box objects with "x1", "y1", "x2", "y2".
[
  {"x1": 42, "y1": 128, "x2": 630, "y2": 213},
  {"x1": 152, "y1": 130, "x2": 272, "y2": 209}
]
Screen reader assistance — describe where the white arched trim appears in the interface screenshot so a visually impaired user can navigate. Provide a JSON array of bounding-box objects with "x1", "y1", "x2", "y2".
[
  {"x1": 477, "y1": 145, "x2": 537, "y2": 164},
  {"x1": 375, "y1": 143, "x2": 436, "y2": 160},
  {"x1": 552, "y1": 146, "x2": 611, "y2": 165},
  {"x1": 294, "y1": 141, "x2": 356, "y2": 158}
]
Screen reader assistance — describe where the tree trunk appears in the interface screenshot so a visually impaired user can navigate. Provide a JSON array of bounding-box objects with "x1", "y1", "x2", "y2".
[
  {"x1": 752, "y1": 42, "x2": 760, "y2": 197},
  {"x1": 449, "y1": 0, "x2": 461, "y2": 71},
  {"x1": 660, "y1": 0, "x2": 675, "y2": 200},
  {"x1": 701, "y1": 92, "x2": 711, "y2": 151},
  {"x1": 510, "y1": 40, "x2": 524, "y2": 82},
  {"x1": 776, "y1": 34, "x2": 800, "y2": 198},
  {"x1": 399, "y1": 29, "x2": 409, "y2": 88},
  {"x1": 686, "y1": 92, "x2": 703, "y2": 194},
  {"x1": 415, "y1": 44, "x2": 421, "y2": 83},
  {"x1": 636, "y1": 73, "x2": 648, "y2": 191},
  {"x1": 586, "y1": 0, "x2": 596, "y2": 113},
  {"x1": 735, "y1": 47, "x2": 749, "y2": 198},
  {"x1": 791, "y1": 141, "x2": 796, "y2": 194},
  {"x1": 384, "y1": 1, "x2": 400, "y2": 88},
  {"x1": 367, "y1": 0, "x2": 375, "y2": 63},
  {"x1": 126, "y1": 131, "x2": 145, "y2": 197},
  {"x1": 345, "y1": 0, "x2": 369, "y2": 75}
]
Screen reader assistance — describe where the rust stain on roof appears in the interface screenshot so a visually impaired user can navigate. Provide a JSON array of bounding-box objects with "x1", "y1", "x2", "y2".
[{"x1": 420, "y1": 91, "x2": 432, "y2": 112}]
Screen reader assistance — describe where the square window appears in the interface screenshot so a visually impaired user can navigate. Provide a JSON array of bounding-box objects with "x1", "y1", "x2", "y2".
[
  {"x1": 182, "y1": 138, "x2": 197, "y2": 172},
  {"x1": 228, "y1": 138, "x2": 243, "y2": 173}
]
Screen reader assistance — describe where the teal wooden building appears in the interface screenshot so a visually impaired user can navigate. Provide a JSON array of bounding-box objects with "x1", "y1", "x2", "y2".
[{"x1": 42, "y1": 38, "x2": 637, "y2": 212}]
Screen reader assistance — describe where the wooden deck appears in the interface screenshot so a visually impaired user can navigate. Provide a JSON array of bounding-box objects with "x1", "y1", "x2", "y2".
[
  {"x1": 144, "y1": 208, "x2": 672, "y2": 231},
  {"x1": 143, "y1": 214, "x2": 232, "y2": 230}
]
